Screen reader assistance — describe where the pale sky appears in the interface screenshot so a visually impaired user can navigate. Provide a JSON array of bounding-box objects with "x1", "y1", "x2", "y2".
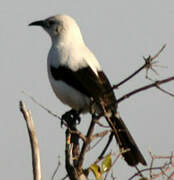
[{"x1": 1, "y1": 0, "x2": 174, "y2": 179}]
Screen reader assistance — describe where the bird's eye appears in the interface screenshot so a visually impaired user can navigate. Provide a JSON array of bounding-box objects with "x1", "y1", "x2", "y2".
[
  {"x1": 48, "y1": 20, "x2": 55, "y2": 26},
  {"x1": 44, "y1": 20, "x2": 56, "y2": 28}
]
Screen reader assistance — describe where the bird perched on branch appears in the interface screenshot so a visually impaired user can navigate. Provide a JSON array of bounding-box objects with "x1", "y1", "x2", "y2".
[{"x1": 29, "y1": 14, "x2": 146, "y2": 166}]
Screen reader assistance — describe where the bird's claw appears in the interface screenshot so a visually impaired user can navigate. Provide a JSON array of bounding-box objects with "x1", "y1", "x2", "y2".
[{"x1": 61, "y1": 109, "x2": 81, "y2": 127}]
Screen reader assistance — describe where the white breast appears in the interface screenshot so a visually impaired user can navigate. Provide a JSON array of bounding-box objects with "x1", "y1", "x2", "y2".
[
  {"x1": 47, "y1": 36, "x2": 101, "y2": 112},
  {"x1": 47, "y1": 66, "x2": 90, "y2": 112}
]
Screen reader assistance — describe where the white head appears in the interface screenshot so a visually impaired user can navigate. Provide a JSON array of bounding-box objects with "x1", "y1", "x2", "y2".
[{"x1": 29, "y1": 15, "x2": 84, "y2": 44}]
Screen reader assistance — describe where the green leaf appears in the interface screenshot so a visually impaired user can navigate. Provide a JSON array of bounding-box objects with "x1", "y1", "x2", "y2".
[
  {"x1": 90, "y1": 164, "x2": 102, "y2": 180},
  {"x1": 101, "y1": 154, "x2": 112, "y2": 173}
]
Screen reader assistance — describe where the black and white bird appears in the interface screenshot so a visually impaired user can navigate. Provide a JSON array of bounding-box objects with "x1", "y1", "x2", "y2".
[{"x1": 29, "y1": 15, "x2": 146, "y2": 166}]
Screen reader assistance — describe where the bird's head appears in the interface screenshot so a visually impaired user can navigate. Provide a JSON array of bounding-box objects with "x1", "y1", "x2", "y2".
[{"x1": 29, "y1": 15, "x2": 84, "y2": 44}]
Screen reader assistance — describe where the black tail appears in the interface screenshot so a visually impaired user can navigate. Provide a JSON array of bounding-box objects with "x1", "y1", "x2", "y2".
[{"x1": 108, "y1": 112, "x2": 147, "y2": 166}]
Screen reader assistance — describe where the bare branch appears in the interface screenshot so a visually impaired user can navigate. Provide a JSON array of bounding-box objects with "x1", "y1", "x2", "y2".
[
  {"x1": 152, "y1": 163, "x2": 174, "y2": 179},
  {"x1": 95, "y1": 121, "x2": 110, "y2": 128},
  {"x1": 19, "y1": 101, "x2": 42, "y2": 180},
  {"x1": 128, "y1": 167, "x2": 163, "y2": 180},
  {"x1": 149, "y1": 150, "x2": 154, "y2": 179},
  {"x1": 88, "y1": 130, "x2": 110, "y2": 152},
  {"x1": 65, "y1": 129, "x2": 81, "y2": 180},
  {"x1": 94, "y1": 133, "x2": 114, "y2": 164},
  {"x1": 61, "y1": 175, "x2": 68, "y2": 180},
  {"x1": 129, "y1": 152, "x2": 174, "y2": 180},
  {"x1": 91, "y1": 130, "x2": 110, "y2": 141},
  {"x1": 112, "y1": 64, "x2": 146, "y2": 89},
  {"x1": 104, "y1": 153, "x2": 121, "y2": 180},
  {"x1": 152, "y1": 155, "x2": 174, "y2": 159},
  {"x1": 77, "y1": 115, "x2": 98, "y2": 172},
  {"x1": 148, "y1": 44, "x2": 166, "y2": 61},
  {"x1": 167, "y1": 171, "x2": 174, "y2": 180},
  {"x1": 22, "y1": 91, "x2": 61, "y2": 120},
  {"x1": 51, "y1": 156, "x2": 61, "y2": 180},
  {"x1": 68, "y1": 128, "x2": 86, "y2": 143},
  {"x1": 117, "y1": 76, "x2": 174, "y2": 104},
  {"x1": 156, "y1": 85, "x2": 174, "y2": 97},
  {"x1": 112, "y1": 44, "x2": 166, "y2": 89}
]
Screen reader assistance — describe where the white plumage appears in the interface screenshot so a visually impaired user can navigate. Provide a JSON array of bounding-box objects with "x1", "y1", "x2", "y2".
[{"x1": 46, "y1": 15, "x2": 101, "y2": 112}]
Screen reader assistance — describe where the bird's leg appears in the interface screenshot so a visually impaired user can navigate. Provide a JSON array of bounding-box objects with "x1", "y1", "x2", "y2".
[{"x1": 61, "y1": 109, "x2": 81, "y2": 127}]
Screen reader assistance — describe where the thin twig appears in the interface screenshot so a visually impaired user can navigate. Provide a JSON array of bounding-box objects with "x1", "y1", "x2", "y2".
[
  {"x1": 149, "y1": 150, "x2": 154, "y2": 179},
  {"x1": 51, "y1": 156, "x2": 61, "y2": 180},
  {"x1": 156, "y1": 85, "x2": 174, "y2": 97},
  {"x1": 117, "y1": 76, "x2": 174, "y2": 104},
  {"x1": 22, "y1": 91, "x2": 61, "y2": 120},
  {"x1": 128, "y1": 167, "x2": 164, "y2": 180},
  {"x1": 68, "y1": 128, "x2": 86, "y2": 143},
  {"x1": 152, "y1": 162, "x2": 174, "y2": 179},
  {"x1": 135, "y1": 166, "x2": 145, "y2": 179},
  {"x1": 149, "y1": 44, "x2": 166, "y2": 61},
  {"x1": 153, "y1": 155, "x2": 174, "y2": 159},
  {"x1": 94, "y1": 133, "x2": 114, "y2": 164},
  {"x1": 100, "y1": 100, "x2": 123, "y2": 151},
  {"x1": 91, "y1": 130, "x2": 110, "y2": 140},
  {"x1": 104, "y1": 152, "x2": 122, "y2": 180},
  {"x1": 113, "y1": 64, "x2": 146, "y2": 89},
  {"x1": 95, "y1": 121, "x2": 110, "y2": 128},
  {"x1": 88, "y1": 130, "x2": 110, "y2": 152},
  {"x1": 111, "y1": 171, "x2": 117, "y2": 180},
  {"x1": 61, "y1": 175, "x2": 68, "y2": 180},
  {"x1": 88, "y1": 136, "x2": 103, "y2": 152},
  {"x1": 19, "y1": 101, "x2": 42, "y2": 180},
  {"x1": 112, "y1": 44, "x2": 166, "y2": 90},
  {"x1": 129, "y1": 152, "x2": 174, "y2": 180},
  {"x1": 167, "y1": 171, "x2": 174, "y2": 180},
  {"x1": 77, "y1": 115, "x2": 98, "y2": 172}
]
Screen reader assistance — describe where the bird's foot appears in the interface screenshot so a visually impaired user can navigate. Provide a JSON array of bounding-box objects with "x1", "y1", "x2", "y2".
[{"x1": 61, "y1": 109, "x2": 81, "y2": 127}]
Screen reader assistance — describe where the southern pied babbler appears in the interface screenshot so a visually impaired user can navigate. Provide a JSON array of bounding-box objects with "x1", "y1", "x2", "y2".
[{"x1": 29, "y1": 15, "x2": 146, "y2": 166}]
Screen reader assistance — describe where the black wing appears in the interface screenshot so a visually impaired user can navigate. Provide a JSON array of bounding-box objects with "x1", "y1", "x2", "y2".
[{"x1": 50, "y1": 65, "x2": 117, "y2": 110}]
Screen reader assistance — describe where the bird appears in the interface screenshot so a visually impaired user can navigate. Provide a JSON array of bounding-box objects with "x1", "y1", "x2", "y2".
[{"x1": 29, "y1": 14, "x2": 146, "y2": 166}]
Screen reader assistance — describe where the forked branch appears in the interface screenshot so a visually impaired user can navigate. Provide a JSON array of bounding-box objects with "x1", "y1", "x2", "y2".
[{"x1": 117, "y1": 76, "x2": 174, "y2": 103}]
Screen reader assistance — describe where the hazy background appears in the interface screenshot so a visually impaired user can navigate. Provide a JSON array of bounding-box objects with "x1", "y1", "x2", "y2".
[{"x1": 1, "y1": 0, "x2": 174, "y2": 179}]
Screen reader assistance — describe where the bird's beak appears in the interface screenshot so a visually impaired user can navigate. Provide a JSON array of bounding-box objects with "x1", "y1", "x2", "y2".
[{"x1": 29, "y1": 20, "x2": 45, "y2": 27}]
